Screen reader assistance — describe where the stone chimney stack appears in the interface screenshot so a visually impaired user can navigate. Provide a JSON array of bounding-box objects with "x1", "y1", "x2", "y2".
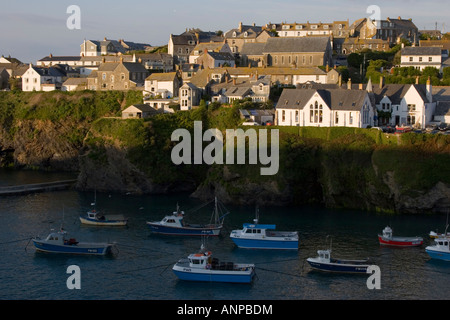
[
  {"x1": 347, "y1": 78, "x2": 352, "y2": 90},
  {"x1": 379, "y1": 76, "x2": 384, "y2": 89}
]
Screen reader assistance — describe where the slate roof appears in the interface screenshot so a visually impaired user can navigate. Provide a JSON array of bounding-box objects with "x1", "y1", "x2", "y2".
[
  {"x1": 263, "y1": 37, "x2": 330, "y2": 53},
  {"x1": 371, "y1": 84, "x2": 429, "y2": 104},
  {"x1": 435, "y1": 101, "x2": 450, "y2": 116},
  {"x1": 145, "y1": 72, "x2": 178, "y2": 81},
  {"x1": 401, "y1": 47, "x2": 441, "y2": 56},
  {"x1": 240, "y1": 43, "x2": 266, "y2": 56},
  {"x1": 277, "y1": 88, "x2": 368, "y2": 111}
]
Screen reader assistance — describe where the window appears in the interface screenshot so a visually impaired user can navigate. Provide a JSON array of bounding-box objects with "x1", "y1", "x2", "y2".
[
  {"x1": 419, "y1": 57, "x2": 422, "y2": 62},
  {"x1": 335, "y1": 112, "x2": 339, "y2": 124},
  {"x1": 310, "y1": 101, "x2": 323, "y2": 123},
  {"x1": 295, "y1": 110, "x2": 299, "y2": 122},
  {"x1": 309, "y1": 56, "x2": 313, "y2": 64},
  {"x1": 409, "y1": 57, "x2": 413, "y2": 62},
  {"x1": 282, "y1": 110, "x2": 285, "y2": 121},
  {"x1": 102, "y1": 73, "x2": 106, "y2": 80},
  {"x1": 349, "y1": 112, "x2": 353, "y2": 125},
  {"x1": 429, "y1": 57, "x2": 433, "y2": 62}
]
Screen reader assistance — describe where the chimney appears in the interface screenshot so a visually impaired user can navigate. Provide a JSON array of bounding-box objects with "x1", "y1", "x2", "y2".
[
  {"x1": 49, "y1": 53, "x2": 53, "y2": 58},
  {"x1": 233, "y1": 78, "x2": 236, "y2": 85},
  {"x1": 338, "y1": 74, "x2": 342, "y2": 87},
  {"x1": 359, "y1": 83, "x2": 363, "y2": 90},
  {"x1": 239, "y1": 22, "x2": 243, "y2": 33},
  {"x1": 415, "y1": 76, "x2": 419, "y2": 84},
  {"x1": 379, "y1": 76, "x2": 384, "y2": 89},
  {"x1": 326, "y1": 64, "x2": 329, "y2": 72},
  {"x1": 347, "y1": 78, "x2": 352, "y2": 90}
]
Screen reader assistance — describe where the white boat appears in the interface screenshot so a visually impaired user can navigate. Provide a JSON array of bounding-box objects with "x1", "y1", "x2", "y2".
[
  {"x1": 307, "y1": 249, "x2": 371, "y2": 274},
  {"x1": 426, "y1": 237, "x2": 450, "y2": 261},
  {"x1": 230, "y1": 208, "x2": 298, "y2": 250},
  {"x1": 80, "y1": 191, "x2": 127, "y2": 226},
  {"x1": 172, "y1": 244, "x2": 255, "y2": 283},
  {"x1": 32, "y1": 229, "x2": 115, "y2": 255},
  {"x1": 80, "y1": 210, "x2": 128, "y2": 226},
  {"x1": 426, "y1": 219, "x2": 450, "y2": 261}
]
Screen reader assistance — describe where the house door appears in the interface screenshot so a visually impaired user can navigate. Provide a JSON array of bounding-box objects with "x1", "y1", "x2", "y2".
[
  {"x1": 395, "y1": 115, "x2": 400, "y2": 126},
  {"x1": 137, "y1": 112, "x2": 142, "y2": 119}
]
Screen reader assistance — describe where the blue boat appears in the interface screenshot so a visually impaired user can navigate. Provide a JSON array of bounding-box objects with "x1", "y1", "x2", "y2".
[
  {"x1": 306, "y1": 249, "x2": 371, "y2": 274},
  {"x1": 80, "y1": 191, "x2": 128, "y2": 226},
  {"x1": 172, "y1": 245, "x2": 255, "y2": 283},
  {"x1": 426, "y1": 237, "x2": 450, "y2": 261},
  {"x1": 229, "y1": 208, "x2": 298, "y2": 250},
  {"x1": 32, "y1": 229, "x2": 115, "y2": 255},
  {"x1": 146, "y1": 198, "x2": 227, "y2": 236}
]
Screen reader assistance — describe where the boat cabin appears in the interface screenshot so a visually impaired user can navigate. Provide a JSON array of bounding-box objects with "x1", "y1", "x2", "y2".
[
  {"x1": 160, "y1": 214, "x2": 184, "y2": 227},
  {"x1": 188, "y1": 251, "x2": 212, "y2": 268},
  {"x1": 242, "y1": 223, "x2": 275, "y2": 236},
  {"x1": 435, "y1": 238, "x2": 450, "y2": 249},
  {"x1": 382, "y1": 226, "x2": 393, "y2": 238},
  {"x1": 87, "y1": 210, "x2": 105, "y2": 220},
  {"x1": 316, "y1": 249, "x2": 331, "y2": 262}
]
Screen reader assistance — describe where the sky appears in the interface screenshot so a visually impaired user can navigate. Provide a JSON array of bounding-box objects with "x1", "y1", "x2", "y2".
[{"x1": 1, "y1": 0, "x2": 449, "y2": 63}]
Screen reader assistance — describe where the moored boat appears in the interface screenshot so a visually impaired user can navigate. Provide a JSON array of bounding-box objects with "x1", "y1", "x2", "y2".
[
  {"x1": 426, "y1": 237, "x2": 450, "y2": 261},
  {"x1": 80, "y1": 210, "x2": 128, "y2": 226},
  {"x1": 146, "y1": 198, "x2": 227, "y2": 236},
  {"x1": 378, "y1": 226, "x2": 423, "y2": 247},
  {"x1": 230, "y1": 208, "x2": 298, "y2": 250},
  {"x1": 32, "y1": 229, "x2": 115, "y2": 255},
  {"x1": 172, "y1": 245, "x2": 255, "y2": 283},
  {"x1": 80, "y1": 191, "x2": 128, "y2": 226},
  {"x1": 306, "y1": 249, "x2": 371, "y2": 274}
]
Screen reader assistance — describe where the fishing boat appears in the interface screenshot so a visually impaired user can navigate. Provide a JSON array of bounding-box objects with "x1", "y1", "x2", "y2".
[
  {"x1": 229, "y1": 208, "x2": 298, "y2": 250},
  {"x1": 426, "y1": 237, "x2": 450, "y2": 261},
  {"x1": 32, "y1": 228, "x2": 115, "y2": 255},
  {"x1": 306, "y1": 249, "x2": 371, "y2": 274},
  {"x1": 172, "y1": 245, "x2": 255, "y2": 283},
  {"x1": 80, "y1": 210, "x2": 128, "y2": 226},
  {"x1": 146, "y1": 198, "x2": 227, "y2": 236},
  {"x1": 378, "y1": 226, "x2": 423, "y2": 247},
  {"x1": 80, "y1": 191, "x2": 128, "y2": 226},
  {"x1": 426, "y1": 218, "x2": 450, "y2": 261}
]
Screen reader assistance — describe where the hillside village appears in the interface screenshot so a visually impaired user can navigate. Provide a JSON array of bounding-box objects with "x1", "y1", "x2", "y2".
[{"x1": 2, "y1": 16, "x2": 450, "y2": 132}]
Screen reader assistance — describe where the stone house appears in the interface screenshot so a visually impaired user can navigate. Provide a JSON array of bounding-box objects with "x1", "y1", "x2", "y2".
[
  {"x1": 261, "y1": 37, "x2": 333, "y2": 68},
  {"x1": 224, "y1": 22, "x2": 272, "y2": 54},
  {"x1": 86, "y1": 59, "x2": 149, "y2": 91},
  {"x1": 121, "y1": 104, "x2": 160, "y2": 119},
  {"x1": 189, "y1": 42, "x2": 232, "y2": 64}
]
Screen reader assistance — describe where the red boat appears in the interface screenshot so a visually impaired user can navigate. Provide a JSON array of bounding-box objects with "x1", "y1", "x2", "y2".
[{"x1": 378, "y1": 226, "x2": 423, "y2": 247}]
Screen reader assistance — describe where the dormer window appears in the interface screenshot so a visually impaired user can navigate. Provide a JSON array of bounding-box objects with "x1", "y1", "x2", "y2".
[
  {"x1": 244, "y1": 32, "x2": 248, "y2": 37},
  {"x1": 233, "y1": 31, "x2": 237, "y2": 37}
]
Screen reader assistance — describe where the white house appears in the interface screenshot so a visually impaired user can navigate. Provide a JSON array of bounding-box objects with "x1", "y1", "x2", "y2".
[
  {"x1": 372, "y1": 79, "x2": 435, "y2": 128},
  {"x1": 121, "y1": 104, "x2": 160, "y2": 119},
  {"x1": 22, "y1": 64, "x2": 66, "y2": 91},
  {"x1": 400, "y1": 46, "x2": 442, "y2": 72},
  {"x1": 179, "y1": 82, "x2": 200, "y2": 111},
  {"x1": 276, "y1": 87, "x2": 374, "y2": 128},
  {"x1": 61, "y1": 78, "x2": 86, "y2": 91},
  {"x1": 144, "y1": 72, "x2": 180, "y2": 98}
]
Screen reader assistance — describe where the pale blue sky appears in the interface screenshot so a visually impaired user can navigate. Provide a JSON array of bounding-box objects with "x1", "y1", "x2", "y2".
[{"x1": 1, "y1": 0, "x2": 449, "y2": 63}]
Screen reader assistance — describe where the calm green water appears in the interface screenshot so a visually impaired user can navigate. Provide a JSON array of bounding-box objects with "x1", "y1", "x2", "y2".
[{"x1": 0, "y1": 169, "x2": 449, "y2": 300}]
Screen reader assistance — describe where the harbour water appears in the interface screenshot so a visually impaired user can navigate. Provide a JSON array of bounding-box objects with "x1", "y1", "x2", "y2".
[{"x1": 0, "y1": 169, "x2": 449, "y2": 301}]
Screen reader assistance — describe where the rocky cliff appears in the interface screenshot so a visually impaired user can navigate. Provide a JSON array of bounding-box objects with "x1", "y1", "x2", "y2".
[{"x1": 1, "y1": 91, "x2": 449, "y2": 214}]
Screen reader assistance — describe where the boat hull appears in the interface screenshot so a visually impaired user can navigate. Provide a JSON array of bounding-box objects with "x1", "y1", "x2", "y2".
[
  {"x1": 306, "y1": 259, "x2": 370, "y2": 274},
  {"x1": 230, "y1": 236, "x2": 298, "y2": 250},
  {"x1": 425, "y1": 247, "x2": 450, "y2": 261},
  {"x1": 172, "y1": 266, "x2": 255, "y2": 283},
  {"x1": 378, "y1": 236, "x2": 423, "y2": 247},
  {"x1": 147, "y1": 223, "x2": 221, "y2": 236},
  {"x1": 33, "y1": 240, "x2": 112, "y2": 255},
  {"x1": 80, "y1": 216, "x2": 127, "y2": 226}
]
